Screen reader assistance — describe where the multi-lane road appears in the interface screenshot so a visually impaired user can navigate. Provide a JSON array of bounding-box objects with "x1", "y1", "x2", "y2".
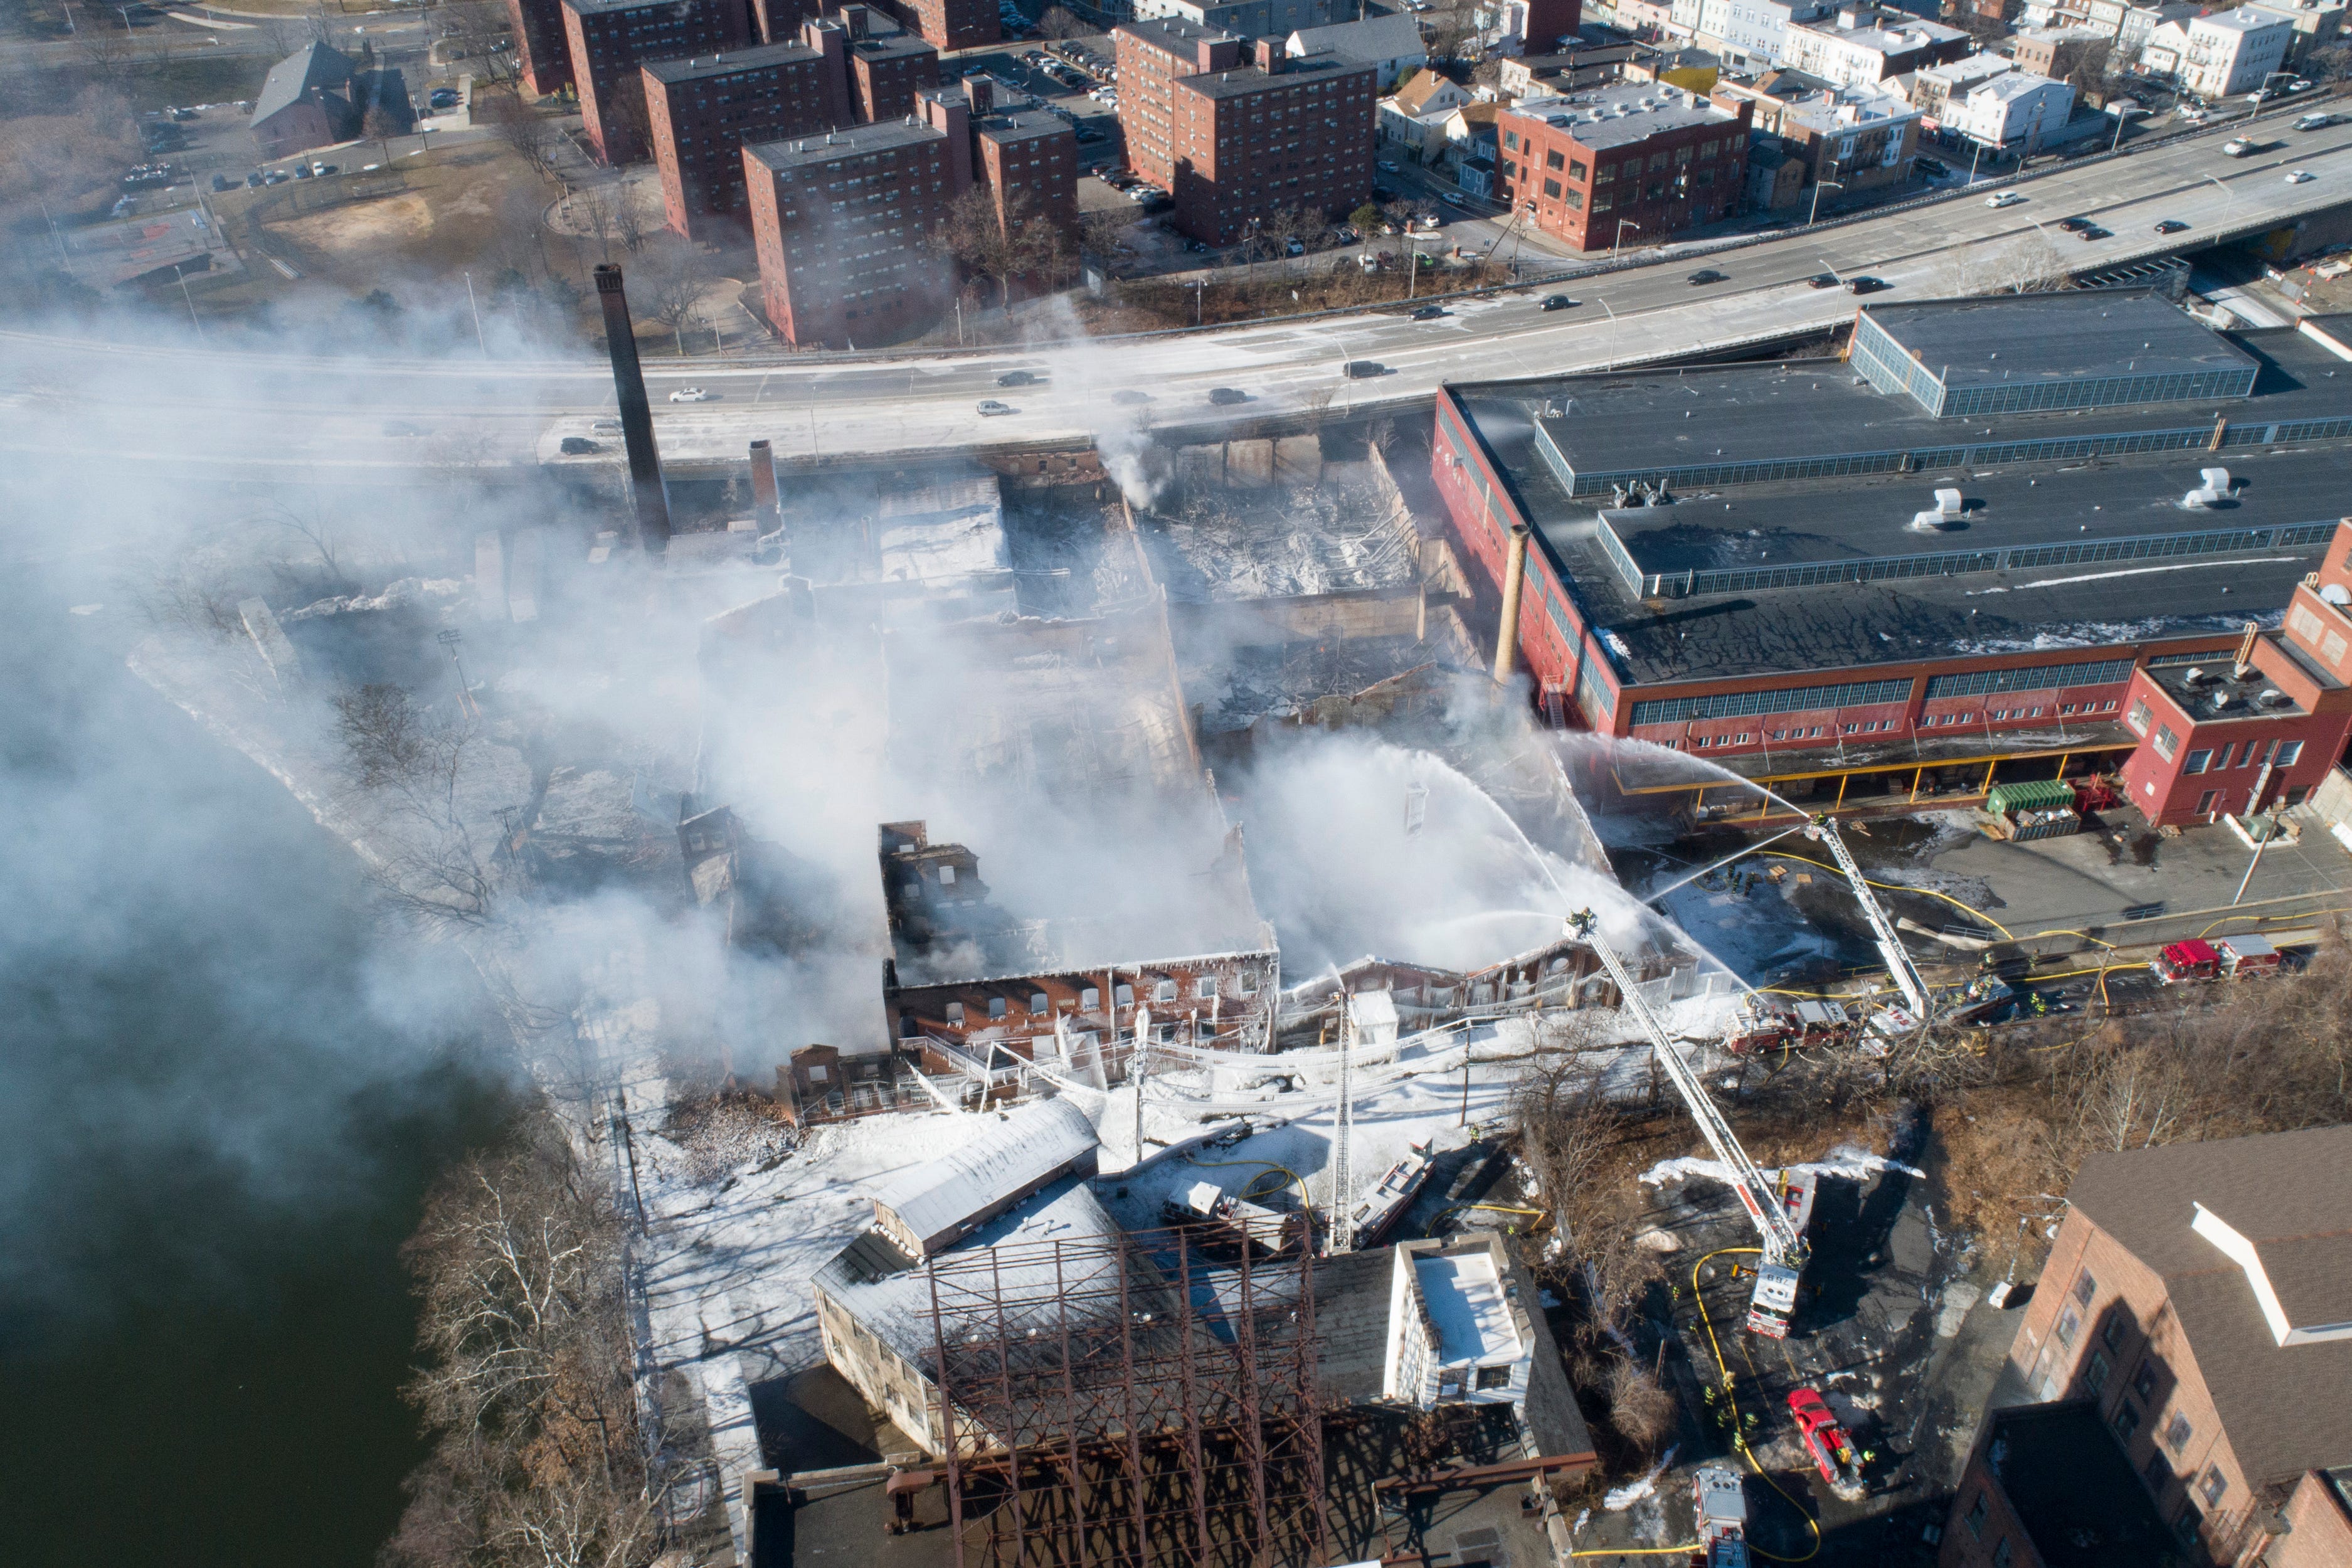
[{"x1": 8, "y1": 109, "x2": 2352, "y2": 479}]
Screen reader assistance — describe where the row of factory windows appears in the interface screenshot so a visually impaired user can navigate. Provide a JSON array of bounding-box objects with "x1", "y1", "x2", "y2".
[
  {"x1": 1673, "y1": 701, "x2": 2122, "y2": 749},
  {"x1": 935, "y1": 972, "x2": 1263, "y2": 1023}
]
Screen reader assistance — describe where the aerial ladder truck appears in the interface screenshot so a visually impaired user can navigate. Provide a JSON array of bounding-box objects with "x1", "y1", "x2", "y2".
[
  {"x1": 1567, "y1": 910, "x2": 1814, "y2": 1338},
  {"x1": 1802, "y1": 815, "x2": 1936, "y2": 1044}
]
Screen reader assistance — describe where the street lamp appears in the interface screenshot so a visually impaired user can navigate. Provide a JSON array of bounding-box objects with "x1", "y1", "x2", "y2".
[
  {"x1": 1612, "y1": 218, "x2": 1641, "y2": 260},
  {"x1": 1808, "y1": 177, "x2": 1845, "y2": 225}
]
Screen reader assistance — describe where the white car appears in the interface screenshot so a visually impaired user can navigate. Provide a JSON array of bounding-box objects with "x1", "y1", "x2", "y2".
[
  {"x1": 2287, "y1": 169, "x2": 2316, "y2": 184},
  {"x1": 1986, "y1": 191, "x2": 2025, "y2": 208},
  {"x1": 976, "y1": 399, "x2": 1014, "y2": 416},
  {"x1": 668, "y1": 386, "x2": 711, "y2": 403}
]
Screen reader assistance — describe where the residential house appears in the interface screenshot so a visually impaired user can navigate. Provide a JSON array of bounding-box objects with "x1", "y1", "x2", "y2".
[
  {"x1": 1778, "y1": 3, "x2": 1973, "y2": 87},
  {"x1": 1717, "y1": 73, "x2": 1918, "y2": 192},
  {"x1": 248, "y1": 41, "x2": 412, "y2": 161},
  {"x1": 1899, "y1": 49, "x2": 2013, "y2": 120},
  {"x1": 1998, "y1": 1125, "x2": 2352, "y2": 1562},
  {"x1": 1286, "y1": 13, "x2": 1429, "y2": 92},
  {"x1": 1688, "y1": 0, "x2": 1831, "y2": 71},
  {"x1": 2009, "y1": 23, "x2": 2111, "y2": 86},
  {"x1": 1942, "y1": 66, "x2": 2074, "y2": 151},
  {"x1": 2141, "y1": 6, "x2": 2293, "y2": 97},
  {"x1": 1378, "y1": 66, "x2": 1475, "y2": 161}
]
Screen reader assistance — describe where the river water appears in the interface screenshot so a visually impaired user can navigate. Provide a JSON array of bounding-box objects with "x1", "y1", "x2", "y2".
[{"x1": 0, "y1": 576, "x2": 512, "y2": 1567}]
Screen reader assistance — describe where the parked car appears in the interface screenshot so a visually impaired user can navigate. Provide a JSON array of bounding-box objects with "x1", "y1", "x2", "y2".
[
  {"x1": 2153, "y1": 218, "x2": 2190, "y2": 233},
  {"x1": 211, "y1": 173, "x2": 234, "y2": 192},
  {"x1": 975, "y1": 398, "x2": 1014, "y2": 416},
  {"x1": 1285, "y1": 236, "x2": 1305, "y2": 256},
  {"x1": 1207, "y1": 386, "x2": 1247, "y2": 405},
  {"x1": 1377, "y1": 159, "x2": 1397, "y2": 172},
  {"x1": 2287, "y1": 169, "x2": 2316, "y2": 184},
  {"x1": 1986, "y1": 191, "x2": 2025, "y2": 208},
  {"x1": 1539, "y1": 294, "x2": 1574, "y2": 310},
  {"x1": 996, "y1": 369, "x2": 1037, "y2": 386},
  {"x1": 245, "y1": 171, "x2": 263, "y2": 187},
  {"x1": 1686, "y1": 268, "x2": 1726, "y2": 285},
  {"x1": 558, "y1": 436, "x2": 600, "y2": 453},
  {"x1": 1914, "y1": 156, "x2": 1951, "y2": 179},
  {"x1": 262, "y1": 169, "x2": 289, "y2": 184},
  {"x1": 429, "y1": 87, "x2": 460, "y2": 108},
  {"x1": 1411, "y1": 304, "x2": 1445, "y2": 319}
]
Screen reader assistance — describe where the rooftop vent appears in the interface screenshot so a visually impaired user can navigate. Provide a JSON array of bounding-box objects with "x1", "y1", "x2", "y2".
[
  {"x1": 2257, "y1": 688, "x2": 2291, "y2": 707},
  {"x1": 2210, "y1": 689, "x2": 2234, "y2": 712},
  {"x1": 1909, "y1": 487, "x2": 1964, "y2": 531},
  {"x1": 2183, "y1": 665, "x2": 2209, "y2": 686},
  {"x1": 2323, "y1": 582, "x2": 2352, "y2": 607},
  {"x1": 2182, "y1": 466, "x2": 2234, "y2": 507}
]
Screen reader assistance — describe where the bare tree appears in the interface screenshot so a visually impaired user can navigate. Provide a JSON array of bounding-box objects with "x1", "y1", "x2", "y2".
[
  {"x1": 573, "y1": 184, "x2": 617, "y2": 264},
  {"x1": 386, "y1": 1103, "x2": 664, "y2": 1568},
  {"x1": 1512, "y1": 1039, "x2": 1665, "y2": 1350},
  {"x1": 642, "y1": 250, "x2": 709, "y2": 354},
  {"x1": 331, "y1": 684, "x2": 509, "y2": 931},
  {"x1": 610, "y1": 183, "x2": 648, "y2": 255},
  {"x1": 1039, "y1": 4, "x2": 1088, "y2": 36},
  {"x1": 480, "y1": 87, "x2": 562, "y2": 180},
  {"x1": 934, "y1": 184, "x2": 1058, "y2": 310}
]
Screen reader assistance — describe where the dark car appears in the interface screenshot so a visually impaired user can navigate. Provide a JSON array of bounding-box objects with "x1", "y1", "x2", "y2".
[
  {"x1": 1687, "y1": 268, "x2": 1727, "y2": 285},
  {"x1": 558, "y1": 436, "x2": 600, "y2": 454},
  {"x1": 1207, "y1": 386, "x2": 1247, "y2": 405},
  {"x1": 997, "y1": 369, "x2": 1038, "y2": 386},
  {"x1": 1805, "y1": 272, "x2": 1838, "y2": 288},
  {"x1": 2076, "y1": 225, "x2": 2109, "y2": 241},
  {"x1": 1343, "y1": 359, "x2": 1385, "y2": 378},
  {"x1": 1540, "y1": 294, "x2": 1574, "y2": 310},
  {"x1": 1915, "y1": 156, "x2": 1951, "y2": 179},
  {"x1": 245, "y1": 171, "x2": 263, "y2": 187},
  {"x1": 2057, "y1": 216, "x2": 2092, "y2": 232},
  {"x1": 1411, "y1": 304, "x2": 1445, "y2": 319},
  {"x1": 2153, "y1": 218, "x2": 2190, "y2": 233},
  {"x1": 1111, "y1": 388, "x2": 1152, "y2": 405},
  {"x1": 1845, "y1": 275, "x2": 1888, "y2": 294},
  {"x1": 211, "y1": 174, "x2": 234, "y2": 192},
  {"x1": 429, "y1": 88, "x2": 461, "y2": 108}
]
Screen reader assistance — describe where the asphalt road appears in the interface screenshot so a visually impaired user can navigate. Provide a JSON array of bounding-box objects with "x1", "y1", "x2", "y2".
[{"x1": 9, "y1": 107, "x2": 2352, "y2": 477}]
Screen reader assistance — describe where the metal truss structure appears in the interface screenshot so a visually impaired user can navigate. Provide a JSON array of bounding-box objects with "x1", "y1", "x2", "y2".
[{"x1": 928, "y1": 1225, "x2": 1328, "y2": 1568}]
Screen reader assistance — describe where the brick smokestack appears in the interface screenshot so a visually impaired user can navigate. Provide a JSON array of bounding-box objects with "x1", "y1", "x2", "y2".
[
  {"x1": 595, "y1": 263, "x2": 672, "y2": 554},
  {"x1": 749, "y1": 438, "x2": 781, "y2": 533},
  {"x1": 1493, "y1": 523, "x2": 1530, "y2": 682}
]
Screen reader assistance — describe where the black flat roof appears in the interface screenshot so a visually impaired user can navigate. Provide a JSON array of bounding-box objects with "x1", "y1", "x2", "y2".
[
  {"x1": 1461, "y1": 378, "x2": 2351, "y2": 687},
  {"x1": 644, "y1": 41, "x2": 820, "y2": 82},
  {"x1": 1525, "y1": 324, "x2": 2351, "y2": 492},
  {"x1": 1863, "y1": 292, "x2": 2257, "y2": 396},
  {"x1": 852, "y1": 31, "x2": 933, "y2": 57},
  {"x1": 1180, "y1": 55, "x2": 1374, "y2": 97},
  {"x1": 977, "y1": 108, "x2": 1074, "y2": 143},
  {"x1": 746, "y1": 120, "x2": 943, "y2": 171},
  {"x1": 1600, "y1": 453, "x2": 2338, "y2": 581}
]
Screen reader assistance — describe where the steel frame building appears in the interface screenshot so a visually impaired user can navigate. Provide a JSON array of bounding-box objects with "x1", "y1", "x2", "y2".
[{"x1": 926, "y1": 1225, "x2": 1328, "y2": 1568}]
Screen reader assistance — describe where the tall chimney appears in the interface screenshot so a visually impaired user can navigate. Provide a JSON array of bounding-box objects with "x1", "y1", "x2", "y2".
[
  {"x1": 595, "y1": 263, "x2": 672, "y2": 554},
  {"x1": 1493, "y1": 524, "x2": 1531, "y2": 682},
  {"x1": 749, "y1": 438, "x2": 782, "y2": 534}
]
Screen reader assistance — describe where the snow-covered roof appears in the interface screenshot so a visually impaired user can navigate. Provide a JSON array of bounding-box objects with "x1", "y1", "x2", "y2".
[
  {"x1": 870, "y1": 1097, "x2": 1099, "y2": 1246},
  {"x1": 818, "y1": 1177, "x2": 1128, "y2": 1367},
  {"x1": 1290, "y1": 14, "x2": 1427, "y2": 63},
  {"x1": 1414, "y1": 1246, "x2": 1525, "y2": 1364}
]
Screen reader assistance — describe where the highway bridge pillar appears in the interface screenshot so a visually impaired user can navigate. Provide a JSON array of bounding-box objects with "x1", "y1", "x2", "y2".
[{"x1": 594, "y1": 263, "x2": 672, "y2": 556}]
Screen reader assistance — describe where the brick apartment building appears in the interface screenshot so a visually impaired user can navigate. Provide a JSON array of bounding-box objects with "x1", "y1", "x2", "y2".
[
  {"x1": 1988, "y1": 1126, "x2": 2352, "y2": 1565},
  {"x1": 744, "y1": 84, "x2": 1074, "y2": 345},
  {"x1": 1113, "y1": 18, "x2": 1377, "y2": 246},
  {"x1": 1939, "y1": 1402, "x2": 2178, "y2": 1568},
  {"x1": 645, "y1": 29, "x2": 852, "y2": 239},
  {"x1": 746, "y1": 120, "x2": 959, "y2": 346},
  {"x1": 642, "y1": 9, "x2": 941, "y2": 236},
  {"x1": 563, "y1": 0, "x2": 750, "y2": 164},
  {"x1": 504, "y1": 0, "x2": 574, "y2": 95},
  {"x1": 872, "y1": 0, "x2": 995, "y2": 52},
  {"x1": 1496, "y1": 83, "x2": 1749, "y2": 252},
  {"x1": 845, "y1": 23, "x2": 937, "y2": 121}
]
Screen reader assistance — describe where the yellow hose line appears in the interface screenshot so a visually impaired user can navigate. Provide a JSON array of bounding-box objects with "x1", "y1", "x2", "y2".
[
  {"x1": 1762, "y1": 851, "x2": 2015, "y2": 940},
  {"x1": 1687, "y1": 1248, "x2": 1823, "y2": 1564},
  {"x1": 1184, "y1": 1156, "x2": 1318, "y2": 1219}
]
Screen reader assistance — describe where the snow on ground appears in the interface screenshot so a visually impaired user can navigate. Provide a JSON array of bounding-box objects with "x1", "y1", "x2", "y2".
[
  {"x1": 1601, "y1": 1446, "x2": 1678, "y2": 1510},
  {"x1": 1638, "y1": 1145, "x2": 1925, "y2": 1190},
  {"x1": 1653, "y1": 874, "x2": 1838, "y2": 987}
]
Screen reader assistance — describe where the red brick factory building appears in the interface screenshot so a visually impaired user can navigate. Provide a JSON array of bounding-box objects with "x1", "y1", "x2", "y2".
[
  {"x1": 1496, "y1": 82, "x2": 1750, "y2": 252},
  {"x1": 1113, "y1": 18, "x2": 1376, "y2": 247},
  {"x1": 744, "y1": 83, "x2": 1074, "y2": 346},
  {"x1": 1431, "y1": 293, "x2": 2352, "y2": 826},
  {"x1": 563, "y1": 0, "x2": 750, "y2": 163},
  {"x1": 643, "y1": 10, "x2": 940, "y2": 238}
]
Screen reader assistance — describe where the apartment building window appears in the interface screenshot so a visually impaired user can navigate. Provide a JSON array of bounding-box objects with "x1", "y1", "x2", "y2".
[
  {"x1": 1991, "y1": 1541, "x2": 2012, "y2": 1568},
  {"x1": 1546, "y1": 147, "x2": 1564, "y2": 169},
  {"x1": 2113, "y1": 1403, "x2": 2142, "y2": 1445},
  {"x1": 2164, "y1": 1412, "x2": 2192, "y2": 1453},
  {"x1": 2054, "y1": 1305, "x2": 2080, "y2": 1347},
  {"x1": 2276, "y1": 739, "x2": 2305, "y2": 766},
  {"x1": 1964, "y1": 1491, "x2": 1988, "y2": 1539},
  {"x1": 1569, "y1": 159, "x2": 1586, "y2": 178},
  {"x1": 2153, "y1": 725, "x2": 2179, "y2": 761},
  {"x1": 2198, "y1": 1467, "x2": 2227, "y2": 1507},
  {"x1": 1544, "y1": 177, "x2": 1561, "y2": 198},
  {"x1": 2102, "y1": 1311, "x2": 2126, "y2": 1352},
  {"x1": 2084, "y1": 1350, "x2": 2110, "y2": 1394}
]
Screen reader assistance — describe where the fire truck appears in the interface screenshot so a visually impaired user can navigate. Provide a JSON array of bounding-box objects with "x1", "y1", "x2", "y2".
[{"x1": 2151, "y1": 935, "x2": 2283, "y2": 984}]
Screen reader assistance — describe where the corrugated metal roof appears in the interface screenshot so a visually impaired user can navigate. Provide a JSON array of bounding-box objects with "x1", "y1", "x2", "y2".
[{"x1": 871, "y1": 1097, "x2": 1098, "y2": 1244}]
